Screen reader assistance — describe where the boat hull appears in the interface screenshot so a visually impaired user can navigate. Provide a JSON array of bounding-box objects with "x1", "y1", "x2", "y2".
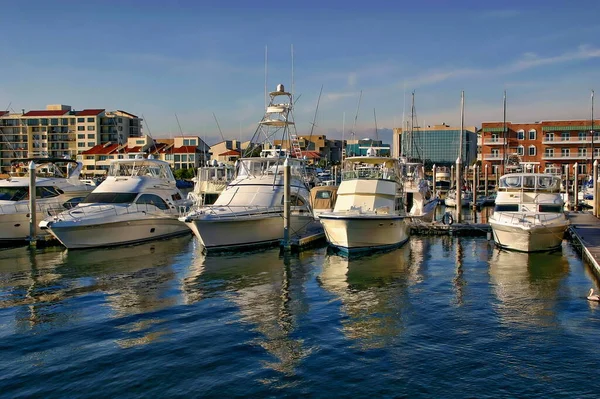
[
  {"x1": 41, "y1": 218, "x2": 190, "y2": 249},
  {"x1": 319, "y1": 214, "x2": 409, "y2": 253},
  {"x1": 184, "y1": 213, "x2": 314, "y2": 250},
  {"x1": 489, "y1": 218, "x2": 568, "y2": 252}
]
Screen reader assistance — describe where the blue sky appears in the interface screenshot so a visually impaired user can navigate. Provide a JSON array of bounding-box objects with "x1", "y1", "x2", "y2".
[{"x1": 1, "y1": 0, "x2": 599, "y2": 145}]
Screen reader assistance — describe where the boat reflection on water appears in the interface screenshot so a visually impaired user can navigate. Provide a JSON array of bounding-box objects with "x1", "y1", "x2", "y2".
[
  {"x1": 489, "y1": 245, "x2": 569, "y2": 327},
  {"x1": 318, "y1": 247, "x2": 411, "y2": 348},
  {"x1": 182, "y1": 248, "x2": 312, "y2": 376},
  {"x1": 0, "y1": 235, "x2": 193, "y2": 347}
]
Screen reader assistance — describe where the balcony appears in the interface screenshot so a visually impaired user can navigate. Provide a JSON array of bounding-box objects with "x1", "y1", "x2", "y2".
[
  {"x1": 542, "y1": 137, "x2": 594, "y2": 144},
  {"x1": 542, "y1": 154, "x2": 591, "y2": 160},
  {"x1": 483, "y1": 154, "x2": 504, "y2": 160},
  {"x1": 483, "y1": 138, "x2": 507, "y2": 145}
]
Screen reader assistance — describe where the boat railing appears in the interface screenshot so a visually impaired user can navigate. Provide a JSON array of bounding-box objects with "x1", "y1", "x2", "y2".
[
  {"x1": 342, "y1": 169, "x2": 398, "y2": 181},
  {"x1": 0, "y1": 202, "x2": 68, "y2": 216},
  {"x1": 53, "y1": 203, "x2": 184, "y2": 221},
  {"x1": 185, "y1": 204, "x2": 310, "y2": 220}
]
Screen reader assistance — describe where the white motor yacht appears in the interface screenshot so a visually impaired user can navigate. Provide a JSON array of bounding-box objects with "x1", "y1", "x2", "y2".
[
  {"x1": 179, "y1": 84, "x2": 314, "y2": 251},
  {"x1": 489, "y1": 173, "x2": 568, "y2": 252},
  {"x1": 187, "y1": 162, "x2": 234, "y2": 206},
  {"x1": 444, "y1": 188, "x2": 472, "y2": 207},
  {"x1": 39, "y1": 157, "x2": 191, "y2": 249},
  {"x1": 0, "y1": 158, "x2": 94, "y2": 243},
  {"x1": 319, "y1": 152, "x2": 409, "y2": 254},
  {"x1": 402, "y1": 162, "x2": 437, "y2": 222}
]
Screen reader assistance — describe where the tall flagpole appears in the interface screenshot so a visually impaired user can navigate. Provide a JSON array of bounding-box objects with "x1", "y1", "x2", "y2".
[{"x1": 592, "y1": 90, "x2": 595, "y2": 174}]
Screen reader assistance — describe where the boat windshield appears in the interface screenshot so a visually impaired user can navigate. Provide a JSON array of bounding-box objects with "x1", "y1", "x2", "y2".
[
  {"x1": 108, "y1": 161, "x2": 173, "y2": 180},
  {"x1": 499, "y1": 174, "x2": 560, "y2": 191},
  {"x1": 0, "y1": 186, "x2": 64, "y2": 201},
  {"x1": 82, "y1": 192, "x2": 139, "y2": 204},
  {"x1": 342, "y1": 160, "x2": 399, "y2": 181},
  {"x1": 236, "y1": 158, "x2": 304, "y2": 178}
]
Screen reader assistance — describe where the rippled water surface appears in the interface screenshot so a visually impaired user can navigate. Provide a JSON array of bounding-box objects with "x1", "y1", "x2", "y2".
[{"x1": 1, "y1": 235, "x2": 600, "y2": 398}]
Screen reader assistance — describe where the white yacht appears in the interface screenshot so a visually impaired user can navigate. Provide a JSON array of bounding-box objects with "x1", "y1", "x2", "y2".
[
  {"x1": 179, "y1": 84, "x2": 314, "y2": 251},
  {"x1": 318, "y1": 152, "x2": 409, "y2": 253},
  {"x1": 0, "y1": 158, "x2": 94, "y2": 243},
  {"x1": 444, "y1": 188, "x2": 472, "y2": 207},
  {"x1": 39, "y1": 157, "x2": 191, "y2": 249},
  {"x1": 187, "y1": 161, "x2": 234, "y2": 206},
  {"x1": 402, "y1": 162, "x2": 437, "y2": 222},
  {"x1": 489, "y1": 173, "x2": 569, "y2": 252}
]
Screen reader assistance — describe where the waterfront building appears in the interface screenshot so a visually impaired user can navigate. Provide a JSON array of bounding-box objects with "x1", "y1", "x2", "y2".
[
  {"x1": 80, "y1": 135, "x2": 209, "y2": 176},
  {"x1": 345, "y1": 138, "x2": 390, "y2": 157},
  {"x1": 274, "y1": 135, "x2": 344, "y2": 165},
  {"x1": 0, "y1": 104, "x2": 142, "y2": 173},
  {"x1": 392, "y1": 123, "x2": 477, "y2": 167},
  {"x1": 480, "y1": 119, "x2": 600, "y2": 180}
]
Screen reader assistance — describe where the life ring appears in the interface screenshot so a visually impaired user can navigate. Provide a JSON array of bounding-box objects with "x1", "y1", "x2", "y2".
[{"x1": 442, "y1": 212, "x2": 454, "y2": 225}]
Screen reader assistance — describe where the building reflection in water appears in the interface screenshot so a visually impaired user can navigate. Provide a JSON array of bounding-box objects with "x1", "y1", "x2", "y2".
[
  {"x1": 182, "y1": 247, "x2": 311, "y2": 376},
  {"x1": 488, "y1": 245, "x2": 570, "y2": 327},
  {"x1": 317, "y1": 246, "x2": 412, "y2": 349}
]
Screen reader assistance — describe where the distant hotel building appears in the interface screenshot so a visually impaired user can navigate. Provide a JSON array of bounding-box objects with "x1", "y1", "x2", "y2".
[
  {"x1": 480, "y1": 119, "x2": 600, "y2": 179},
  {"x1": 392, "y1": 123, "x2": 477, "y2": 167},
  {"x1": 345, "y1": 138, "x2": 390, "y2": 157},
  {"x1": 0, "y1": 104, "x2": 142, "y2": 173}
]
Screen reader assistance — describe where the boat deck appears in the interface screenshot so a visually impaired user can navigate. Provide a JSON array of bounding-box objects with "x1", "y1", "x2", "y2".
[{"x1": 567, "y1": 212, "x2": 600, "y2": 276}]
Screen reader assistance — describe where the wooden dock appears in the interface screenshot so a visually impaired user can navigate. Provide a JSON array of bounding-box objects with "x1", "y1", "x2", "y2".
[
  {"x1": 410, "y1": 221, "x2": 491, "y2": 236},
  {"x1": 567, "y1": 212, "x2": 600, "y2": 275},
  {"x1": 280, "y1": 221, "x2": 325, "y2": 252}
]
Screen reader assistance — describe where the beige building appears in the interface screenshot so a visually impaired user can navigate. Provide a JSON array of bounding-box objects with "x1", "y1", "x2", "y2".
[{"x1": 0, "y1": 104, "x2": 142, "y2": 173}]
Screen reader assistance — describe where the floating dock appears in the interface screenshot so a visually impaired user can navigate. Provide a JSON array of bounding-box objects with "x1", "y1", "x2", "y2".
[
  {"x1": 409, "y1": 221, "x2": 491, "y2": 236},
  {"x1": 567, "y1": 212, "x2": 600, "y2": 276},
  {"x1": 280, "y1": 221, "x2": 325, "y2": 252}
]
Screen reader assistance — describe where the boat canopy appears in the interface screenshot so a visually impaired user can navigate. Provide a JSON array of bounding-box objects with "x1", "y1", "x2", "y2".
[
  {"x1": 342, "y1": 156, "x2": 400, "y2": 182},
  {"x1": 107, "y1": 159, "x2": 174, "y2": 180}
]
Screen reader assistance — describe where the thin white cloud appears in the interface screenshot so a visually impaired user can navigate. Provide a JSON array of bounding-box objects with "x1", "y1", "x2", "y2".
[
  {"x1": 479, "y1": 9, "x2": 521, "y2": 19},
  {"x1": 407, "y1": 44, "x2": 600, "y2": 87}
]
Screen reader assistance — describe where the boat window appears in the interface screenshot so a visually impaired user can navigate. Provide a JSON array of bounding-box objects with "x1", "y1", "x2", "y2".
[
  {"x1": 36, "y1": 186, "x2": 62, "y2": 199},
  {"x1": 539, "y1": 204, "x2": 563, "y2": 213},
  {"x1": 315, "y1": 191, "x2": 332, "y2": 199},
  {"x1": 281, "y1": 194, "x2": 306, "y2": 207},
  {"x1": 522, "y1": 176, "x2": 535, "y2": 189},
  {"x1": 171, "y1": 193, "x2": 182, "y2": 201},
  {"x1": 63, "y1": 197, "x2": 86, "y2": 209},
  {"x1": 537, "y1": 176, "x2": 553, "y2": 189},
  {"x1": 494, "y1": 204, "x2": 519, "y2": 212},
  {"x1": 501, "y1": 176, "x2": 521, "y2": 188},
  {"x1": 83, "y1": 192, "x2": 138, "y2": 204},
  {"x1": 135, "y1": 194, "x2": 169, "y2": 210},
  {"x1": 0, "y1": 187, "x2": 28, "y2": 201}
]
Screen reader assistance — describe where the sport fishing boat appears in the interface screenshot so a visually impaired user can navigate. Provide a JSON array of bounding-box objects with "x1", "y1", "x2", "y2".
[
  {"x1": 0, "y1": 158, "x2": 94, "y2": 243},
  {"x1": 187, "y1": 161, "x2": 234, "y2": 206},
  {"x1": 402, "y1": 161, "x2": 437, "y2": 222},
  {"x1": 39, "y1": 157, "x2": 191, "y2": 249},
  {"x1": 179, "y1": 84, "x2": 314, "y2": 251},
  {"x1": 489, "y1": 173, "x2": 568, "y2": 252},
  {"x1": 319, "y1": 149, "x2": 409, "y2": 253}
]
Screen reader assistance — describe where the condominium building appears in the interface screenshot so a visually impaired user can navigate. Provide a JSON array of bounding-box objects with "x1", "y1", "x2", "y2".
[
  {"x1": 0, "y1": 104, "x2": 142, "y2": 173},
  {"x1": 480, "y1": 119, "x2": 600, "y2": 178},
  {"x1": 392, "y1": 123, "x2": 478, "y2": 167}
]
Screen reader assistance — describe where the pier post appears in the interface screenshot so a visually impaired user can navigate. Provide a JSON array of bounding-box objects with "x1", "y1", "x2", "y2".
[
  {"x1": 28, "y1": 161, "x2": 37, "y2": 246},
  {"x1": 594, "y1": 160, "x2": 598, "y2": 217},
  {"x1": 484, "y1": 164, "x2": 489, "y2": 197},
  {"x1": 282, "y1": 158, "x2": 291, "y2": 251},
  {"x1": 456, "y1": 157, "x2": 462, "y2": 223},
  {"x1": 472, "y1": 165, "x2": 477, "y2": 208},
  {"x1": 574, "y1": 163, "x2": 579, "y2": 211},
  {"x1": 451, "y1": 165, "x2": 454, "y2": 187},
  {"x1": 432, "y1": 164, "x2": 437, "y2": 199},
  {"x1": 565, "y1": 164, "x2": 570, "y2": 209}
]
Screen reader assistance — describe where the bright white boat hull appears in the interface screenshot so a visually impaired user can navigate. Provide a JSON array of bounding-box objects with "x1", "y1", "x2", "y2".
[
  {"x1": 410, "y1": 199, "x2": 438, "y2": 222},
  {"x1": 444, "y1": 197, "x2": 470, "y2": 207},
  {"x1": 184, "y1": 213, "x2": 314, "y2": 250},
  {"x1": 42, "y1": 218, "x2": 190, "y2": 249},
  {"x1": 319, "y1": 214, "x2": 409, "y2": 253},
  {"x1": 489, "y1": 214, "x2": 568, "y2": 252}
]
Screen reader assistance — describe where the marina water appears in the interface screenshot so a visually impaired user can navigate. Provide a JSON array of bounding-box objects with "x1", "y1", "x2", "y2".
[{"x1": 1, "y1": 232, "x2": 599, "y2": 397}]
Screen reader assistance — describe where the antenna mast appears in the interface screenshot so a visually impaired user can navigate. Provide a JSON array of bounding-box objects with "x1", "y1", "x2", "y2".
[
  {"x1": 264, "y1": 45, "x2": 268, "y2": 110},
  {"x1": 351, "y1": 90, "x2": 362, "y2": 141}
]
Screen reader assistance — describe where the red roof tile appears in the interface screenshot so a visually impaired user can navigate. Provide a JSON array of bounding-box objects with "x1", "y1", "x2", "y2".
[
  {"x1": 23, "y1": 110, "x2": 69, "y2": 117},
  {"x1": 219, "y1": 150, "x2": 240, "y2": 156},
  {"x1": 171, "y1": 145, "x2": 199, "y2": 154},
  {"x1": 0, "y1": 111, "x2": 7, "y2": 117},
  {"x1": 82, "y1": 143, "x2": 121, "y2": 155},
  {"x1": 75, "y1": 109, "x2": 105, "y2": 116},
  {"x1": 127, "y1": 146, "x2": 143, "y2": 153},
  {"x1": 299, "y1": 151, "x2": 321, "y2": 159}
]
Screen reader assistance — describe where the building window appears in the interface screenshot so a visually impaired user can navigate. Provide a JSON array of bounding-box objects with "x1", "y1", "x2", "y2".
[
  {"x1": 561, "y1": 148, "x2": 569, "y2": 157},
  {"x1": 77, "y1": 117, "x2": 85, "y2": 123},
  {"x1": 87, "y1": 134, "x2": 95, "y2": 139},
  {"x1": 493, "y1": 165, "x2": 499, "y2": 175},
  {"x1": 578, "y1": 164, "x2": 587, "y2": 175},
  {"x1": 189, "y1": 154, "x2": 195, "y2": 161},
  {"x1": 174, "y1": 155, "x2": 180, "y2": 162},
  {"x1": 136, "y1": 140, "x2": 144, "y2": 145},
  {"x1": 528, "y1": 146, "x2": 536, "y2": 156},
  {"x1": 491, "y1": 149, "x2": 499, "y2": 157},
  {"x1": 528, "y1": 129, "x2": 536, "y2": 140},
  {"x1": 118, "y1": 118, "x2": 123, "y2": 123},
  {"x1": 87, "y1": 117, "x2": 95, "y2": 123},
  {"x1": 517, "y1": 145, "x2": 524, "y2": 156},
  {"x1": 88, "y1": 142, "x2": 94, "y2": 147},
  {"x1": 595, "y1": 148, "x2": 600, "y2": 158},
  {"x1": 51, "y1": 118, "x2": 59, "y2": 126},
  {"x1": 517, "y1": 130, "x2": 525, "y2": 140},
  {"x1": 41, "y1": 119, "x2": 48, "y2": 126},
  {"x1": 78, "y1": 134, "x2": 85, "y2": 139},
  {"x1": 578, "y1": 147, "x2": 587, "y2": 157},
  {"x1": 77, "y1": 126, "x2": 85, "y2": 131},
  {"x1": 561, "y1": 132, "x2": 569, "y2": 141},
  {"x1": 183, "y1": 139, "x2": 190, "y2": 146},
  {"x1": 87, "y1": 125, "x2": 95, "y2": 131},
  {"x1": 181, "y1": 154, "x2": 187, "y2": 162},
  {"x1": 545, "y1": 148, "x2": 554, "y2": 157},
  {"x1": 165, "y1": 154, "x2": 173, "y2": 161},
  {"x1": 78, "y1": 143, "x2": 85, "y2": 148},
  {"x1": 545, "y1": 133, "x2": 554, "y2": 142}
]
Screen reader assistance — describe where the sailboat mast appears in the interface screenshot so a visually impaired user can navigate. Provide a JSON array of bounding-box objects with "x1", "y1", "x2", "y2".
[
  {"x1": 410, "y1": 91, "x2": 415, "y2": 161},
  {"x1": 502, "y1": 90, "x2": 506, "y2": 175},
  {"x1": 459, "y1": 91, "x2": 464, "y2": 160},
  {"x1": 592, "y1": 89, "x2": 595, "y2": 173}
]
